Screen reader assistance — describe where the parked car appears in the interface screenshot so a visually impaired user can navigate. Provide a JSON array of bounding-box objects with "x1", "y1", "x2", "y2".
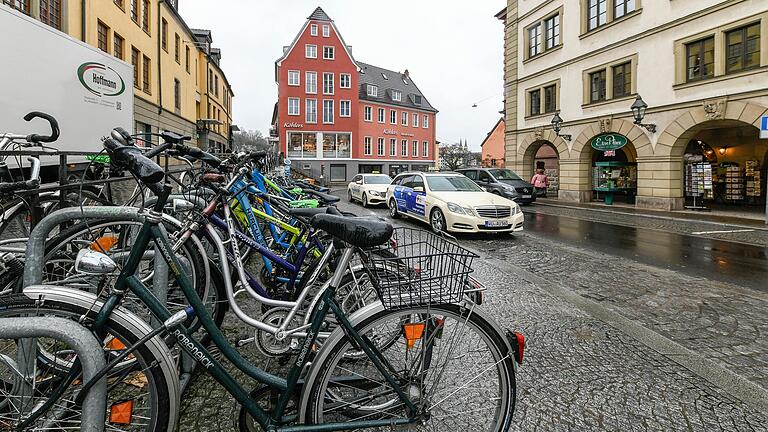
[
  {"x1": 385, "y1": 171, "x2": 524, "y2": 234},
  {"x1": 457, "y1": 168, "x2": 536, "y2": 204},
  {"x1": 347, "y1": 173, "x2": 392, "y2": 207}
]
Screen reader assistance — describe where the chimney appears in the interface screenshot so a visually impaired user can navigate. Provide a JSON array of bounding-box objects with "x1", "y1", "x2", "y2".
[{"x1": 403, "y1": 69, "x2": 410, "y2": 78}]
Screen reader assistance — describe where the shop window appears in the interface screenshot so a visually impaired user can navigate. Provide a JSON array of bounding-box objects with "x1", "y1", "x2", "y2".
[
  {"x1": 97, "y1": 21, "x2": 110, "y2": 53},
  {"x1": 323, "y1": 46, "x2": 335, "y2": 60},
  {"x1": 390, "y1": 139, "x2": 397, "y2": 156},
  {"x1": 340, "y1": 73, "x2": 351, "y2": 88},
  {"x1": 725, "y1": 23, "x2": 761, "y2": 74},
  {"x1": 587, "y1": 0, "x2": 607, "y2": 31},
  {"x1": 589, "y1": 70, "x2": 606, "y2": 103},
  {"x1": 378, "y1": 138, "x2": 385, "y2": 156},
  {"x1": 364, "y1": 137, "x2": 372, "y2": 155},
  {"x1": 322, "y1": 72, "x2": 334, "y2": 95},
  {"x1": 364, "y1": 106, "x2": 372, "y2": 122},
  {"x1": 287, "y1": 132, "x2": 317, "y2": 159},
  {"x1": 288, "y1": 70, "x2": 300, "y2": 86},
  {"x1": 288, "y1": 97, "x2": 300, "y2": 116},
  {"x1": 322, "y1": 100, "x2": 334, "y2": 124},
  {"x1": 320, "y1": 133, "x2": 350, "y2": 158},
  {"x1": 612, "y1": 62, "x2": 631, "y2": 98},
  {"x1": 40, "y1": 0, "x2": 62, "y2": 30},
  {"x1": 339, "y1": 100, "x2": 351, "y2": 117},
  {"x1": 685, "y1": 37, "x2": 714, "y2": 82},
  {"x1": 529, "y1": 89, "x2": 541, "y2": 116},
  {"x1": 305, "y1": 99, "x2": 317, "y2": 123},
  {"x1": 305, "y1": 44, "x2": 317, "y2": 59}
]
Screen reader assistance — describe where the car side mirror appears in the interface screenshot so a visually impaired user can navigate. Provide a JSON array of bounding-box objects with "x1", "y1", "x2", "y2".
[{"x1": 413, "y1": 186, "x2": 424, "y2": 193}]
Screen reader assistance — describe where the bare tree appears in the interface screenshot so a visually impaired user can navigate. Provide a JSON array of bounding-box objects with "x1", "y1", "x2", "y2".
[
  {"x1": 233, "y1": 129, "x2": 270, "y2": 152},
  {"x1": 439, "y1": 142, "x2": 473, "y2": 171}
]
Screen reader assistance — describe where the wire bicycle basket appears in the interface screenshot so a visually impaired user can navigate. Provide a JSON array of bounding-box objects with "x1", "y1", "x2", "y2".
[{"x1": 362, "y1": 227, "x2": 478, "y2": 310}]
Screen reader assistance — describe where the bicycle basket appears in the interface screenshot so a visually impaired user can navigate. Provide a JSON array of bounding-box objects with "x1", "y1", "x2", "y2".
[{"x1": 362, "y1": 227, "x2": 478, "y2": 310}]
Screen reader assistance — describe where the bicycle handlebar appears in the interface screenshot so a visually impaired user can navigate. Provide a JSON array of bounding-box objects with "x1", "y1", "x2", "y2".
[
  {"x1": 103, "y1": 137, "x2": 165, "y2": 184},
  {"x1": 23, "y1": 111, "x2": 60, "y2": 144},
  {"x1": 0, "y1": 157, "x2": 41, "y2": 194}
]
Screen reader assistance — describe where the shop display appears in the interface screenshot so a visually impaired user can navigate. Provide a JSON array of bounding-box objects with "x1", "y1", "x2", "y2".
[
  {"x1": 745, "y1": 160, "x2": 761, "y2": 199},
  {"x1": 593, "y1": 163, "x2": 637, "y2": 189},
  {"x1": 684, "y1": 162, "x2": 713, "y2": 209},
  {"x1": 725, "y1": 165, "x2": 744, "y2": 202}
]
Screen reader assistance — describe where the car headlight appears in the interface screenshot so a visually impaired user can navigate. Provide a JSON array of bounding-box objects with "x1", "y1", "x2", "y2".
[
  {"x1": 447, "y1": 202, "x2": 474, "y2": 215},
  {"x1": 503, "y1": 186, "x2": 518, "y2": 196},
  {"x1": 369, "y1": 190, "x2": 380, "y2": 197},
  {"x1": 510, "y1": 205, "x2": 519, "y2": 215}
]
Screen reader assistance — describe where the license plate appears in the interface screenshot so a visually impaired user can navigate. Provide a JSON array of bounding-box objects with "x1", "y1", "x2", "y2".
[
  {"x1": 522, "y1": 195, "x2": 532, "y2": 199},
  {"x1": 485, "y1": 220, "x2": 508, "y2": 227}
]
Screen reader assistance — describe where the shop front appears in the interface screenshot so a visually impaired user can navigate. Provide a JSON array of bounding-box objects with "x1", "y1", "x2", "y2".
[{"x1": 590, "y1": 133, "x2": 638, "y2": 205}]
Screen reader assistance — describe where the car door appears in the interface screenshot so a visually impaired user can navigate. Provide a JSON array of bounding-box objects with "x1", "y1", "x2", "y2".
[
  {"x1": 392, "y1": 175, "x2": 412, "y2": 213},
  {"x1": 405, "y1": 175, "x2": 427, "y2": 219},
  {"x1": 351, "y1": 175, "x2": 363, "y2": 198}
]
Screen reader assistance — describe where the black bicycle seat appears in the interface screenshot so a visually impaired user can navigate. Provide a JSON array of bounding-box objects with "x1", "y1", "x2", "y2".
[
  {"x1": 161, "y1": 131, "x2": 191, "y2": 144},
  {"x1": 304, "y1": 189, "x2": 340, "y2": 204},
  {"x1": 309, "y1": 214, "x2": 393, "y2": 248}
]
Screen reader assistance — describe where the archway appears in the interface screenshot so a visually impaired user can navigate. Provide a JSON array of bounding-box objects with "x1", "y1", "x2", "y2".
[{"x1": 518, "y1": 129, "x2": 568, "y2": 197}]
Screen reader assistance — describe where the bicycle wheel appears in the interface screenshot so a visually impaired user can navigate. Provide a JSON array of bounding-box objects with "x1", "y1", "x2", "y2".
[
  {"x1": 0, "y1": 289, "x2": 178, "y2": 431},
  {"x1": 303, "y1": 303, "x2": 516, "y2": 431}
]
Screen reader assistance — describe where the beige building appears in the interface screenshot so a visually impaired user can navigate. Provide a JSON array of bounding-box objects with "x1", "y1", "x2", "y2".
[
  {"x1": 498, "y1": 0, "x2": 768, "y2": 213},
  {"x1": 4, "y1": 0, "x2": 233, "y2": 151}
]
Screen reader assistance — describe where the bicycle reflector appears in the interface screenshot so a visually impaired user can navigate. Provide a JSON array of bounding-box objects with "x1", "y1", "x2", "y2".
[
  {"x1": 403, "y1": 322, "x2": 426, "y2": 349},
  {"x1": 89, "y1": 235, "x2": 119, "y2": 253},
  {"x1": 105, "y1": 336, "x2": 126, "y2": 351},
  {"x1": 507, "y1": 331, "x2": 525, "y2": 365},
  {"x1": 109, "y1": 400, "x2": 134, "y2": 424}
]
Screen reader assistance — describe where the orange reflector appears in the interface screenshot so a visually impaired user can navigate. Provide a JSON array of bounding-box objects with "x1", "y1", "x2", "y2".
[
  {"x1": 513, "y1": 332, "x2": 525, "y2": 365},
  {"x1": 105, "y1": 337, "x2": 126, "y2": 351},
  {"x1": 403, "y1": 322, "x2": 426, "y2": 349},
  {"x1": 109, "y1": 400, "x2": 134, "y2": 425},
  {"x1": 90, "y1": 236, "x2": 119, "y2": 252}
]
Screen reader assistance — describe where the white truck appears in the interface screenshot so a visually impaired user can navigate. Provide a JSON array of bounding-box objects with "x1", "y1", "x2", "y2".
[{"x1": 0, "y1": 5, "x2": 133, "y2": 180}]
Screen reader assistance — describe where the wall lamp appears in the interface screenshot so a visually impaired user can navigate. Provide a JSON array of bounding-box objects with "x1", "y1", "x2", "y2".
[
  {"x1": 550, "y1": 112, "x2": 571, "y2": 141},
  {"x1": 630, "y1": 95, "x2": 657, "y2": 133}
]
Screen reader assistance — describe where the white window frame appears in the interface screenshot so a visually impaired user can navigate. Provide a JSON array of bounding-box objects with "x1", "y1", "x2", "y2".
[
  {"x1": 366, "y1": 84, "x2": 378, "y2": 97},
  {"x1": 305, "y1": 71, "x2": 317, "y2": 94},
  {"x1": 339, "y1": 100, "x2": 351, "y2": 117},
  {"x1": 364, "y1": 136, "x2": 372, "y2": 155},
  {"x1": 412, "y1": 140, "x2": 418, "y2": 157},
  {"x1": 401, "y1": 111, "x2": 408, "y2": 126},
  {"x1": 422, "y1": 141, "x2": 429, "y2": 157},
  {"x1": 305, "y1": 98, "x2": 317, "y2": 123},
  {"x1": 288, "y1": 70, "x2": 300, "y2": 86},
  {"x1": 322, "y1": 72, "x2": 334, "y2": 95},
  {"x1": 323, "y1": 46, "x2": 335, "y2": 60},
  {"x1": 340, "y1": 73, "x2": 351, "y2": 88},
  {"x1": 377, "y1": 108, "x2": 385, "y2": 123},
  {"x1": 322, "y1": 24, "x2": 330, "y2": 37},
  {"x1": 401, "y1": 139, "x2": 408, "y2": 157},
  {"x1": 412, "y1": 113, "x2": 419, "y2": 127},
  {"x1": 422, "y1": 114, "x2": 429, "y2": 128},
  {"x1": 322, "y1": 100, "x2": 334, "y2": 124},
  {"x1": 390, "y1": 138, "x2": 397, "y2": 156},
  {"x1": 288, "y1": 97, "x2": 300, "y2": 116},
  {"x1": 377, "y1": 138, "x2": 385, "y2": 156},
  {"x1": 364, "y1": 106, "x2": 372, "y2": 122},
  {"x1": 392, "y1": 90, "x2": 402, "y2": 101},
  {"x1": 310, "y1": 24, "x2": 318, "y2": 36},
  {"x1": 390, "y1": 110, "x2": 397, "y2": 124},
  {"x1": 305, "y1": 44, "x2": 317, "y2": 59}
]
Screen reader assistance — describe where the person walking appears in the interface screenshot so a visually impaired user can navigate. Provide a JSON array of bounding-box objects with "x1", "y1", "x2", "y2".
[{"x1": 531, "y1": 169, "x2": 549, "y2": 198}]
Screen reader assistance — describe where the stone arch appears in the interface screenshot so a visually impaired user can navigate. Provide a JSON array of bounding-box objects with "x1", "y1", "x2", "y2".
[
  {"x1": 517, "y1": 129, "x2": 568, "y2": 180},
  {"x1": 570, "y1": 117, "x2": 654, "y2": 162}
]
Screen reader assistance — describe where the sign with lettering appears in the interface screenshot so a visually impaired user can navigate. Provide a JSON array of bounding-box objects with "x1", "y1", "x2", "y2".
[
  {"x1": 591, "y1": 133, "x2": 628, "y2": 151},
  {"x1": 760, "y1": 115, "x2": 767, "y2": 139},
  {"x1": 383, "y1": 129, "x2": 398, "y2": 135},
  {"x1": 283, "y1": 122, "x2": 304, "y2": 128}
]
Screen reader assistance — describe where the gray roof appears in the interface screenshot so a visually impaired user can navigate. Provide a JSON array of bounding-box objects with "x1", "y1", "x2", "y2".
[
  {"x1": 357, "y1": 62, "x2": 437, "y2": 113},
  {"x1": 308, "y1": 7, "x2": 332, "y2": 21}
]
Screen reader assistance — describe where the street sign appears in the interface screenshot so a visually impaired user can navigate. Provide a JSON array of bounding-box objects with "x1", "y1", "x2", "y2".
[
  {"x1": 591, "y1": 134, "x2": 628, "y2": 151},
  {"x1": 760, "y1": 115, "x2": 768, "y2": 139}
]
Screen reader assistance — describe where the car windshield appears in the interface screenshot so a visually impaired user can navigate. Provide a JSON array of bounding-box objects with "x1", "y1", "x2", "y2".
[
  {"x1": 488, "y1": 169, "x2": 522, "y2": 181},
  {"x1": 426, "y1": 175, "x2": 483, "y2": 192},
  {"x1": 364, "y1": 175, "x2": 391, "y2": 185}
]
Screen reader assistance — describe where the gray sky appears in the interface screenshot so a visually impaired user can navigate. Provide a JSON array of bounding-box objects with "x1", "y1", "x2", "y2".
[{"x1": 181, "y1": 1, "x2": 505, "y2": 150}]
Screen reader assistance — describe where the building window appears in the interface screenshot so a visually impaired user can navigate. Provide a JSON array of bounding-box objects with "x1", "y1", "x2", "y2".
[
  {"x1": 422, "y1": 141, "x2": 429, "y2": 158},
  {"x1": 288, "y1": 132, "x2": 317, "y2": 159},
  {"x1": 174, "y1": 79, "x2": 181, "y2": 110},
  {"x1": 401, "y1": 140, "x2": 408, "y2": 157},
  {"x1": 131, "y1": 0, "x2": 139, "y2": 23},
  {"x1": 392, "y1": 90, "x2": 402, "y2": 101},
  {"x1": 323, "y1": 100, "x2": 334, "y2": 124},
  {"x1": 589, "y1": 70, "x2": 606, "y2": 102},
  {"x1": 390, "y1": 110, "x2": 397, "y2": 124},
  {"x1": 142, "y1": 55, "x2": 151, "y2": 94},
  {"x1": 185, "y1": 46, "x2": 190, "y2": 73},
  {"x1": 340, "y1": 100, "x2": 351, "y2": 117},
  {"x1": 5, "y1": 0, "x2": 30, "y2": 14},
  {"x1": 378, "y1": 108, "x2": 385, "y2": 123},
  {"x1": 544, "y1": 14, "x2": 560, "y2": 49},
  {"x1": 114, "y1": 0, "x2": 124, "y2": 9},
  {"x1": 364, "y1": 106, "x2": 372, "y2": 122},
  {"x1": 587, "y1": 0, "x2": 607, "y2": 31},
  {"x1": 215, "y1": 76, "x2": 219, "y2": 97},
  {"x1": 614, "y1": 0, "x2": 636, "y2": 19},
  {"x1": 97, "y1": 21, "x2": 110, "y2": 53},
  {"x1": 378, "y1": 138, "x2": 385, "y2": 156},
  {"x1": 422, "y1": 115, "x2": 429, "y2": 128},
  {"x1": 285, "y1": 70, "x2": 299, "y2": 86},
  {"x1": 612, "y1": 62, "x2": 632, "y2": 98},
  {"x1": 725, "y1": 23, "x2": 761, "y2": 74},
  {"x1": 322, "y1": 24, "x2": 330, "y2": 37},
  {"x1": 305, "y1": 44, "x2": 317, "y2": 58},
  {"x1": 323, "y1": 133, "x2": 351, "y2": 158},
  {"x1": 175, "y1": 34, "x2": 181, "y2": 63},
  {"x1": 40, "y1": 0, "x2": 62, "y2": 30},
  {"x1": 305, "y1": 71, "x2": 317, "y2": 94},
  {"x1": 529, "y1": 89, "x2": 541, "y2": 116},
  {"x1": 401, "y1": 111, "x2": 408, "y2": 126},
  {"x1": 544, "y1": 85, "x2": 557, "y2": 113},
  {"x1": 366, "y1": 85, "x2": 378, "y2": 97},
  {"x1": 364, "y1": 137, "x2": 372, "y2": 155},
  {"x1": 390, "y1": 138, "x2": 397, "y2": 156},
  {"x1": 412, "y1": 141, "x2": 418, "y2": 157},
  {"x1": 323, "y1": 46, "x2": 335, "y2": 60},
  {"x1": 310, "y1": 24, "x2": 318, "y2": 36},
  {"x1": 131, "y1": 47, "x2": 140, "y2": 89},
  {"x1": 686, "y1": 37, "x2": 714, "y2": 82},
  {"x1": 113, "y1": 33, "x2": 124, "y2": 60},
  {"x1": 142, "y1": 0, "x2": 150, "y2": 32},
  {"x1": 161, "y1": 19, "x2": 168, "y2": 51},
  {"x1": 412, "y1": 113, "x2": 418, "y2": 127},
  {"x1": 340, "y1": 73, "x2": 351, "y2": 88},
  {"x1": 322, "y1": 72, "x2": 334, "y2": 95},
  {"x1": 413, "y1": 95, "x2": 422, "y2": 105},
  {"x1": 305, "y1": 99, "x2": 317, "y2": 123},
  {"x1": 288, "y1": 97, "x2": 300, "y2": 116},
  {"x1": 528, "y1": 24, "x2": 541, "y2": 57}
]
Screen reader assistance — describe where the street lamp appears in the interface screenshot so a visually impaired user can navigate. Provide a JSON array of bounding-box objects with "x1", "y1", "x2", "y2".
[
  {"x1": 550, "y1": 111, "x2": 571, "y2": 141},
  {"x1": 630, "y1": 95, "x2": 657, "y2": 133}
]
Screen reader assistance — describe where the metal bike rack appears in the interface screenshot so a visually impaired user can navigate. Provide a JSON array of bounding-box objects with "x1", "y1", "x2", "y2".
[{"x1": 0, "y1": 316, "x2": 107, "y2": 432}]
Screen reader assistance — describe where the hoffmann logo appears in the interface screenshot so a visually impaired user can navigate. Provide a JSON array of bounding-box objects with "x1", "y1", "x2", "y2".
[{"x1": 77, "y1": 62, "x2": 126, "y2": 97}]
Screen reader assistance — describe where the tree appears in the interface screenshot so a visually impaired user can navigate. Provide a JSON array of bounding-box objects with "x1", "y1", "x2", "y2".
[
  {"x1": 439, "y1": 141, "x2": 473, "y2": 171},
  {"x1": 233, "y1": 129, "x2": 270, "y2": 152}
]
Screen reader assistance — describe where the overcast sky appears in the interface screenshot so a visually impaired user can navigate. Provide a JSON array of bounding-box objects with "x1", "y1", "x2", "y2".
[{"x1": 180, "y1": 1, "x2": 505, "y2": 150}]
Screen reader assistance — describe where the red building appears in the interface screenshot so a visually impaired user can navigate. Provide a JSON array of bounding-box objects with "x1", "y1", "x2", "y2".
[{"x1": 273, "y1": 7, "x2": 438, "y2": 182}]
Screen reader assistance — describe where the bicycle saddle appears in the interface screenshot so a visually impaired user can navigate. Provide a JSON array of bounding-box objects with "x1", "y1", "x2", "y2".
[
  {"x1": 303, "y1": 189, "x2": 340, "y2": 204},
  {"x1": 160, "y1": 131, "x2": 191, "y2": 144},
  {"x1": 309, "y1": 214, "x2": 393, "y2": 248}
]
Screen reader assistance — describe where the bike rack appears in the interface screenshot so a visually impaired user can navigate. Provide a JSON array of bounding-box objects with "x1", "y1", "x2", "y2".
[{"x1": 0, "y1": 316, "x2": 107, "y2": 432}]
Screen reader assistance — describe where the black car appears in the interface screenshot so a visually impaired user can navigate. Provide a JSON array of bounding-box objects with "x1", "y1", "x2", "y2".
[{"x1": 457, "y1": 168, "x2": 536, "y2": 204}]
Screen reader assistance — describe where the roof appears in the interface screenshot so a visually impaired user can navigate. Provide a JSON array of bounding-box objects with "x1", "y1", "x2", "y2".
[
  {"x1": 308, "y1": 7, "x2": 332, "y2": 21},
  {"x1": 480, "y1": 117, "x2": 505, "y2": 148},
  {"x1": 275, "y1": 8, "x2": 358, "y2": 73},
  {"x1": 357, "y1": 62, "x2": 437, "y2": 113}
]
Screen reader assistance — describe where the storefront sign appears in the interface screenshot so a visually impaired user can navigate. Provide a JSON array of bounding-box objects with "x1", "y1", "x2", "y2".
[
  {"x1": 760, "y1": 115, "x2": 768, "y2": 139},
  {"x1": 401, "y1": 132, "x2": 415, "y2": 137},
  {"x1": 283, "y1": 122, "x2": 304, "y2": 128},
  {"x1": 603, "y1": 150, "x2": 616, "y2": 157},
  {"x1": 591, "y1": 133, "x2": 627, "y2": 151},
  {"x1": 383, "y1": 129, "x2": 398, "y2": 135}
]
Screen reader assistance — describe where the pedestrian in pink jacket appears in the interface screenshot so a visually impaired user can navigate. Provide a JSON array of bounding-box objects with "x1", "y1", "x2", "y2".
[{"x1": 531, "y1": 169, "x2": 549, "y2": 198}]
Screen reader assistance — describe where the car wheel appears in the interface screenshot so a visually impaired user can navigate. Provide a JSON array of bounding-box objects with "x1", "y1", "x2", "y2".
[
  {"x1": 348, "y1": 190, "x2": 354, "y2": 202},
  {"x1": 361, "y1": 193, "x2": 368, "y2": 208},
  {"x1": 388, "y1": 199, "x2": 400, "y2": 219},
  {"x1": 430, "y1": 208, "x2": 446, "y2": 233}
]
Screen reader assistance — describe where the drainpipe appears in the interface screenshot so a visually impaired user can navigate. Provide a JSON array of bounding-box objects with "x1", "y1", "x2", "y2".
[
  {"x1": 80, "y1": 0, "x2": 86, "y2": 42},
  {"x1": 156, "y1": 0, "x2": 164, "y2": 115}
]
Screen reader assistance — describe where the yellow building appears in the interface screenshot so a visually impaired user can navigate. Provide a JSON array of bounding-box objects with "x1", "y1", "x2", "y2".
[{"x1": 4, "y1": 0, "x2": 234, "y2": 151}]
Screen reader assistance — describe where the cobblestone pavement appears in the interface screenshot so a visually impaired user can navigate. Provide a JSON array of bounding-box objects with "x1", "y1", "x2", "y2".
[{"x1": 175, "y1": 196, "x2": 768, "y2": 431}]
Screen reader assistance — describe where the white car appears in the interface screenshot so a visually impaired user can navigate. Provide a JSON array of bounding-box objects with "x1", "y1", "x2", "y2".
[
  {"x1": 385, "y1": 172, "x2": 524, "y2": 233},
  {"x1": 347, "y1": 173, "x2": 392, "y2": 207}
]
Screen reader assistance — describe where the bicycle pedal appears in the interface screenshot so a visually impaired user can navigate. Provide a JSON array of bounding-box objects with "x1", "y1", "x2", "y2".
[{"x1": 236, "y1": 336, "x2": 255, "y2": 347}]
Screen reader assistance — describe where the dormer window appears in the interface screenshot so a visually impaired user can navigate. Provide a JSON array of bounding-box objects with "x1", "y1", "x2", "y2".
[
  {"x1": 381, "y1": 73, "x2": 388, "y2": 80},
  {"x1": 392, "y1": 90, "x2": 402, "y2": 102},
  {"x1": 403, "y1": 78, "x2": 409, "y2": 85},
  {"x1": 413, "y1": 95, "x2": 422, "y2": 105},
  {"x1": 366, "y1": 85, "x2": 378, "y2": 97}
]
